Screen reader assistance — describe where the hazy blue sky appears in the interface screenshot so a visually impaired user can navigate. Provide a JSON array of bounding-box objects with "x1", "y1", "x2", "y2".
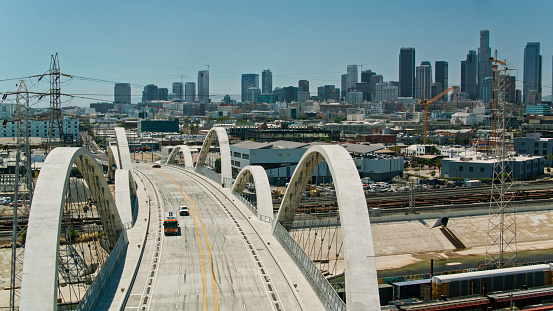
[{"x1": 1, "y1": 0, "x2": 552, "y2": 106}]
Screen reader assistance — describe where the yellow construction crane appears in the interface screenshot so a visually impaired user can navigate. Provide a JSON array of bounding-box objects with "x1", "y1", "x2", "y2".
[{"x1": 420, "y1": 86, "x2": 458, "y2": 144}]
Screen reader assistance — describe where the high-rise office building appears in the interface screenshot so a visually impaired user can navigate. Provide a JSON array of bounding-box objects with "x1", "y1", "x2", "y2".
[
  {"x1": 434, "y1": 61, "x2": 448, "y2": 100},
  {"x1": 399, "y1": 48, "x2": 415, "y2": 97},
  {"x1": 374, "y1": 82, "x2": 399, "y2": 103},
  {"x1": 361, "y1": 70, "x2": 374, "y2": 83},
  {"x1": 478, "y1": 30, "x2": 493, "y2": 99},
  {"x1": 246, "y1": 87, "x2": 261, "y2": 103},
  {"x1": 299, "y1": 80, "x2": 309, "y2": 93},
  {"x1": 361, "y1": 70, "x2": 375, "y2": 101},
  {"x1": 501, "y1": 75, "x2": 516, "y2": 104},
  {"x1": 158, "y1": 88, "x2": 168, "y2": 101},
  {"x1": 142, "y1": 84, "x2": 159, "y2": 102},
  {"x1": 480, "y1": 77, "x2": 493, "y2": 103},
  {"x1": 185, "y1": 82, "x2": 196, "y2": 103},
  {"x1": 282, "y1": 86, "x2": 299, "y2": 103},
  {"x1": 341, "y1": 74, "x2": 347, "y2": 99},
  {"x1": 172, "y1": 82, "x2": 184, "y2": 101},
  {"x1": 346, "y1": 65, "x2": 358, "y2": 92},
  {"x1": 415, "y1": 61, "x2": 432, "y2": 100},
  {"x1": 318, "y1": 85, "x2": 340, "y2": 102},
  {"x1": 241, "y1": 74, "x2": 259, "y2": 102},
  {"x1": 114, "y1": 83, "x2": 131, "y2": 104},
  {"x1": 262, "y1": 70, "x2": 272, "y2": 94},
  {"x1": 198, "y1": 70, "x2": 209, "y2": 106},
  {"x1": 370, "y1": 75, "x2": 383, "y2": 93},
  {"x1": 523, "y1": 42, "x2": 542, "y2": 103},
  {"x1": 461, "y1": 51, "x2": 477, "y2": 100}
]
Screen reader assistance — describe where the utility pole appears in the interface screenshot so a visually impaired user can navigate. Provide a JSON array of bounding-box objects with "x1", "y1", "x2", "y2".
[
  {"x1": 485, "y1": 52, "x2": 517, "y2": 269},
  {"x1": 10, "y1": 80, "x2": 34, "y2": 310},
  {"x1": 47, "y1": 53, "x2": 64, "y2": 154}
]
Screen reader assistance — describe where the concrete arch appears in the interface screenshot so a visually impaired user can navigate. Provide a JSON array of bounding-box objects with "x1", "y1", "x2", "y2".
[
  {"x1": 166, "y1": 144, "x2": 194, "y2": 169},
  {"x1": 107, "y1": 144, "x2": 119, "y2": 180},
  {"x1": 273, "y1": 144, "x2": 380, "y2": 310},
  {"x1": 195, "y1": 127, "x2": 232, "y2": 186},
  {"x1": 20, "y1": 147, "x2": 126, "y2": 310},
  {"x1": 114, "y1": 127, "x2": 132, "y2": 170},
  {"x1": 115, "y1": 169, "x2": 138, "y2": 229},
  {"x1": 232, "y1": 166, "x2": 273, "y2": 219}
]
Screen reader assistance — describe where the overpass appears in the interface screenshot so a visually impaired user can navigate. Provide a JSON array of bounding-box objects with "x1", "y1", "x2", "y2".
[{"x1": 14, "y1": 127, "x2": 380, "y2": 310}]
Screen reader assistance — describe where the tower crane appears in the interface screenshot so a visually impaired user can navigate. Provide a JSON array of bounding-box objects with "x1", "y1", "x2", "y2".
[{"x1": 420, "y1": 86, "x2": 458, "y2": 144}]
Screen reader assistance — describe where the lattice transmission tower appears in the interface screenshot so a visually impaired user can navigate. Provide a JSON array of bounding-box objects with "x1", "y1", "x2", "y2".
[
  {"x1": 485, "y1": 53, "x2": 517, "y2": 270},
  {"x1": 47, "y1": 53, "x2": 64, "y2": 153},
  {"x1": 9, "y1": 80, "x2": 35, "y2": 310}
]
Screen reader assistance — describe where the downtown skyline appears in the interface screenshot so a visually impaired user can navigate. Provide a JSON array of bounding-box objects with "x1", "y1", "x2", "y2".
[{"x1": 1, "y1": 0, "x2": 552, "y2": 106}]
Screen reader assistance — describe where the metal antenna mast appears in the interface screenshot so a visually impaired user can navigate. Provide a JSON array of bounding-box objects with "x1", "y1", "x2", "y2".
[
  {"x1": 485, "y1": 53, "x2": 517, "y2": 269},
  {"x1": 47, "y1": 53, "x2": 63, "y2": 153},
  {"x1": 9, "y1": 80, "x2": 34, "y2": 310}
]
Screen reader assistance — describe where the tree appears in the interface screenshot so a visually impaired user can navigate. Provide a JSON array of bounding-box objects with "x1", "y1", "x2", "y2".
[
  {"x1": 214, "y1": 158, "x2": 221, "y2": 173},
  {"x1": 389, "y1": 146, "x2": 401, "y2": 154},
  {"x1": 429, "y1": 146, "x2": 441, "y2": 155},
  {"x1": 430, "y1": 171, "x2": 436, "y2": 177}
]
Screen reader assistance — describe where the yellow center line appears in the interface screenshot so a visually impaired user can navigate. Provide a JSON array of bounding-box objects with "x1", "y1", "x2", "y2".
[
  {"x1": 175, "y1": 177, "x2": 220, "y2": 311},
  {"x1": 158, "y1": 170, "x2": 219, "y2": 311},
  {"x1": 157, "y1": 170, "x2": 208, "y2": 311}
]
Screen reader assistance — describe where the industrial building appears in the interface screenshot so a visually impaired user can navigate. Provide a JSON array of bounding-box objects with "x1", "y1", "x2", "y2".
[
  {"x1": 0, "y1": 116, "x2": 79, "y2": 141},
  {"x1": 514, "y1": 133, "x2": 553, "y2": 165},
  {"x1": 230, "y1": 140, "x2": 404, "y2": 185},
  {"x1": 440, "y1": 154, "x2": 545, "y2": 180},
  {"x1": 138, "y1": 119, "x2": 179, "y2": 133}
]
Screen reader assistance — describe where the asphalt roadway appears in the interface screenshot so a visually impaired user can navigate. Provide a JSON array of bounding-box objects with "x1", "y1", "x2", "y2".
[{"x1": 123, "y1": 165, "x2": 317, "y2": 311}]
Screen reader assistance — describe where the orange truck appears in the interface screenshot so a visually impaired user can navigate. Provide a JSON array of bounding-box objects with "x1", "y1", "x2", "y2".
[{"x1": 163, "y1": 211, "x2": 179, "y2": 235}]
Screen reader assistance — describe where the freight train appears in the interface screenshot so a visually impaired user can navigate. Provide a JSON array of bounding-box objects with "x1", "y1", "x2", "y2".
[{"x1": 381, "y1": 264, "x2": 553, "y2": 310}]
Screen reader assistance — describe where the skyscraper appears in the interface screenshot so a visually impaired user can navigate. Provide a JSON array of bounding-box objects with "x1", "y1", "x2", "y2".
[
  {"x1": 318, "y1": 85, "x2": 340, "y2": 102},
  {"x1": 142, "y1": 84, "x2": 159, "y2": 102},
  {"x1": 246, "y1": 87, "x2": 261, "y2": 103},
  {"x1": 241, "y1": 74, "x2": 259, "y2": 102},
  {"x1": 158, "y1": 88, "x2": 168, "y2": 101},
  {"x1": 461, "y1": 51, "x2": 477, "y2": 100},
  {"x1": 415, "y1": 61, "x2": 432, "y2": 100},
  {"x1": 185, "y1": 82, "x2": 195, "y2": 103},
  {"x1": 341, "y1": 74, "x2": 347, "y2": 99},
  {"x1": 501, "y1": 75, "x2": 516, "y2": 104},
  {"x1": 478, "y1": 30, "x2": 493, "y2": 99},
  {"x1": 262, "y1": 70, "x2": 272, "y2": 94},
  {"x1": 282, "y1": 86, "x2": 298, "y2": 103},
  {"x1": 434, "y1": 61, "x2": 448, "y2": 100},
  {"x1": 198, "y1": 70, "x2": 209, "y2": 108},
  {"x1": 299, "y1": 80, "x2": 309, "y2": 93},
  {"x1": 480, "y1": 77, "x2": 493, "y2": 103},
  {"x1": 346, "y1": 65, "x2": 358, "y2": 92},
  {"x1": 114, "y1": 83, "x2": 131, "y2": 104},
  {"x1": 172, "y1": 82, "x2": 184, "y2": 101},
  {"x1": 399, "y1": 48, "x2": 415, "y2": 98},
  {"x1": 523, "y1": 42, "x2": 542, "y2": 103}
]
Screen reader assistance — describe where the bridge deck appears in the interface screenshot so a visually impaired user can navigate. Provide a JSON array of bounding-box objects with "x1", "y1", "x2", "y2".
[{"x1": 116, "y1": 165, "x2": 323, "y2": 310}]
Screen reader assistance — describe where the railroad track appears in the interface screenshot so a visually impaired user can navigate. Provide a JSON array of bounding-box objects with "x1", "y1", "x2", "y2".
[{"x1": 268, "y1": 182, "x2": 553, "y2": 215}]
